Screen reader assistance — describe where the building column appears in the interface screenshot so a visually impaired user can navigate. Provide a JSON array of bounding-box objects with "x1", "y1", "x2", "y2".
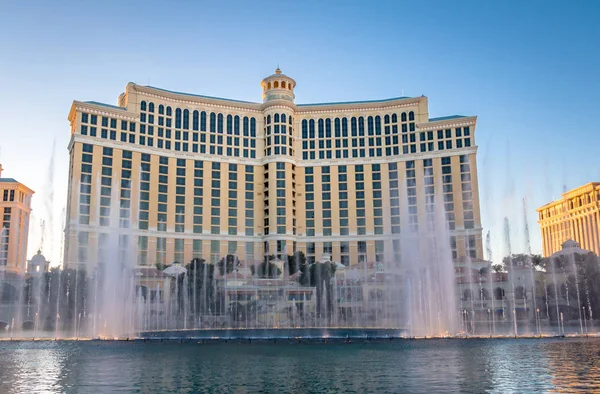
[
  {"x1": 578, "y1": 216, "x2": 586, "y2": 249},
  {"x1": 589, "y1": 211, "x2": 598, "y2": 255},
  {"x1": 584, "y1": 214, "x2": 592, "y2": 253}
]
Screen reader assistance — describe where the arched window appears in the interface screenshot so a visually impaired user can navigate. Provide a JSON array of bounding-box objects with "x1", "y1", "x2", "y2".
[
  {"x1": 375, "y1": 116, "x2": 381, "y2": 134},
  {"x1": 1, "y1": 283, "x2": 18, "y2": 302},
  {"x1": 358, "y1": 117, "x2": 365, "y2": 136},
  {"x1": 243, "y1": 116, "x2": 249, "y2": 136},
  {"x1": 334, "y1": 118, "x2": 341, "y2": 138},
  {"x1": 351, "y1": 117, "x2": 357, "y2": 136},
  {"x1": 217, "y1": 113, "x2": 224, "y2": 133},
  {"x1": 210, "y1": 112, "x2": 216, "y2": 132},
  {"x1": 281, "y1": 113, "x2": 286, "y2": 123},
  {"x1": 250, "y1": 118, "x2": 256, "y2": 137},
  {"x1": 281, "y1": 81, "x2": 286, "y2": 89},
  {"x1": 318, "y1": 119, "x2": 324, "y2": 138},
  {"x1": 494, "y1": 287, "x2": 505, "y2": 300},
  {"x1": 289, "y1": 83, "x2": 293, "y2": 91},
  {"x1": 367, "y1": 116, "x2": 374, "y2": 135},
  {"x1": 183, "y1": 109, "x2": 190, "y2": 130},
  {"x1": 193, "y1": 110, "x2": 199, "y2": 131},
  {"x1": 480, "y1": 288, "x2": 490, "y2": 300},
  {"x1": 289, "y1": 115, "x2": 293, "y2": 125},
  {"x1": 560, "y1": 283, "x2": 569, "y2": 298},
  {"x1": 200, "y1": 111, "x2": 207, "y2": 131},
  {"x1": 342, "y1": 118, "x2": 348, "y2": 137},
  {"x1": 514, "y1": 286, "x2": 526, "y2": 300},
  {"x1": 175, "y1": 108, "x2": 182, "y2": 128},
  {"x1": 274, "y1": 113, "x2": 280, "y2": 123},
  {"x1": 302, "y1": 120, "x2": 308, "y2": 139},
  {"x1": 325, "y1": 118, "x2": 331, "y2": 138},
  {"x1": 166, "y1": 106, "x2": 172, "y2": 117},
  {"x1": 234, "y1": 115, "x2": 240, "y2": 135},
  {"x1": 384, "y1": 114, "x2": 390, "y2": 124},
  {"x1": 274, "y1": 81, "x2": 279, "y2": 88},
  {"x1": 401, "y1": 112, "x2": 407, "y2": 122},
  {"x1": 267, "y1": 115, "x2": 271, "y2": 124},
  {"x1": 267, "y1": 82, "x2": 271, "y2": 89},
  {"x1": 409, "y1": 111, "x2": 415, "y2": 121},
  {"x1": 158, "y1": 105, "x2": 165, "y2": 115},
  {"x1": 140, "y1": 101, "x2": 147, "y2": 111},
  {"x1": 148, "y1": 102, "x2": 155, "y2": 113},
  {"x1": 226, "y1": 114, "x2": 233, "y2": 134},
  {"x1": 392, "y1": 113, "x2": 397, "y2": 123},
  {"x1": 463, "y1": 289, "x2": 472, "y2": 301},
  {"x1": 309, "y1": 119, "x2": 315, "y2": 138},
  {"x1": 546, "y1": 284, "x2": 556, "y2": 298}
]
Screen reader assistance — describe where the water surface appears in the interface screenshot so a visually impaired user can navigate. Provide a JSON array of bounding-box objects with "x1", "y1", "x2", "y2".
[{"x1": 1, "y1": 338, "x2": 598, "y2": 393}]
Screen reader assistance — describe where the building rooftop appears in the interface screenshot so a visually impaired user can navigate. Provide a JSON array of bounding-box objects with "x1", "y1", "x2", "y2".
[
  {"x1": 428, "y1": 115, "x2": 467, "y2": 122},
  {"x1": 0, "y1": 178, "x2": 18, "y2": 183},
  {"x1": 142, "y1": 85, "x2": 258, "y2": 105},
  {"x1": 297, "y1": 96, "x2": 412, "y2": 107},
  {"x1": 136, "y1": 83, "x2": 418, "y2": 108},
  {"x1": 84, "y1": 101, "x2": 127, "y2": 110},
  {"x1": 537, "y1": 182, "x2": 600, "y2": 211}
]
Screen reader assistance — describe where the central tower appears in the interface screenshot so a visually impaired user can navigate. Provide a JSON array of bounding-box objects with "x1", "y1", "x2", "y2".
[
  {"x1": 261, "y1": 67, "x2": 296, "y2": 104},
  {"x1": 260, "y1": 68, "x2": 297, "y2": 257}
]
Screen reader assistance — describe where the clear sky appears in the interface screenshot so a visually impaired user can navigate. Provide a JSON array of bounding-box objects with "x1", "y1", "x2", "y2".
[{"x1": 1, "y1": 0, "x2": 599, "y2": 266}]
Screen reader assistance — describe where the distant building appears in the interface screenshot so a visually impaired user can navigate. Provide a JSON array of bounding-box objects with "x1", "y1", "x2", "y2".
[
  {"x1": 537, "y1": 182, "x2": 600, "y2": 257},
  {"x1": 27, "y1": 250, "x2": 50, "y2": 274},
  {"x1": 0, "y1": 164, "x2": 34, "y2": 274}
]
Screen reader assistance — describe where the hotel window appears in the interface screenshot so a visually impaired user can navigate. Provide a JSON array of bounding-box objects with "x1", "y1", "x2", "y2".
[
  {"x1": 389, "y1": 162, "x2": 401, "y2": 234},
  {"x1": 372, "y1": 164, "x2": 384, "y2": 234},
  {"x1": 375, "y1": 240, "x2": 385, "y2": 263},
  {"x1": 406, "y1": 161, "x2": 418, "y2": 232},
  {"x1": 461, "y1": 155, "x2": 475, "y2": 230},
  {"x1": 423, "y1": 159, "x2": 436, "y2": 231}
]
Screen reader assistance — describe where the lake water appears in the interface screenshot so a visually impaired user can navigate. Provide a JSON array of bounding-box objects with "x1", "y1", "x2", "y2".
[{"x1": 0, "y1": 338, "x2": 599, "y2": 393}]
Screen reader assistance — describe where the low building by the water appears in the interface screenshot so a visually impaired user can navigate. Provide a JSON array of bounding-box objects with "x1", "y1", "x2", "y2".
[
  {"x1": 26, "y1": 250, "x2": 50, "y2": 274},
  {"x1": 455, "y1": 256, "x2": 536, "y2": 334}
]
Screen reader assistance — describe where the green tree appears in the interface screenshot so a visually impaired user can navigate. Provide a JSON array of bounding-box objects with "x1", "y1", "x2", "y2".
[
  {"x1": 309, "y1": 261, "x2": 337, "y2": 319},
  {"x1": 186, "y1": 257, "x2": 215, "y2": 316},
  {"x1": 502, "y1": 253, "x2": 543, "y2": 268},
  {"x1": 218, "y1": 254, "x2": 240, "y2": 276},
  {"x1": 287, "y1": 251, "x2": 307, "y2": 275},
  {"x1": 287, "y1": 251, "x2": 310, "y2": 285},
  {"x1": 253, "y1": 260, "x2": 281, "y2": 278}
]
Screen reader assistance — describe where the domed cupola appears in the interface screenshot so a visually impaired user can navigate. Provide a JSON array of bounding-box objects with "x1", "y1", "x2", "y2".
[{"x1": 261, "y1": 67, "x2": 296, "y2": 106}]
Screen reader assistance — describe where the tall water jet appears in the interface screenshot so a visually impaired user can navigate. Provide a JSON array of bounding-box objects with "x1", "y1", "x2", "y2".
[
  {"x1": 504, "y1": 217, "x2": 518, "y2": 336},
  {"x1": 523, "y1": 198, "x2": 539, "y2": 335}
]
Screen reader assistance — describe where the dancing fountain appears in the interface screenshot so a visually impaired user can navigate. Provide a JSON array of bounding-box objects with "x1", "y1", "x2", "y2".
[{"x1": 1, "y1": 175, "x2": 598, "y2": 341}]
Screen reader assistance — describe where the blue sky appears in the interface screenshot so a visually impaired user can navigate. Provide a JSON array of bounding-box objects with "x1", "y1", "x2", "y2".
[{"x1": 1, "y1": 0, "x2": 599, "y2": 265}]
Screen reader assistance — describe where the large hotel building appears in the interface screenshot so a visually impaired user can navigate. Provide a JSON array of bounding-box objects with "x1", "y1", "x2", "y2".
[
  {"x1": 0, "y1": 164, "x2": 34, "y2": 274},
  {"x1": 537, "y1": 182, "x2": 600, "y2": 257},
  {"x1": 64, "y1": 68, "x2": 483, "y2": 269}
]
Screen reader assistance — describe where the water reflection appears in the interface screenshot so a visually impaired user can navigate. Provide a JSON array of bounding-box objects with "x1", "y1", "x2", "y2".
[{"x1": 0, "y1": 338, "x2": 598, "y2": 393}]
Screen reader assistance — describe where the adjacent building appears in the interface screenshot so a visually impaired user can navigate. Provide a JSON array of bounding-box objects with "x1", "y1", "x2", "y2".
[
  {"x1": 0, "y1": 164, "x2": 34, "y2": 274},
  {"x1": 537, "y1": 182, "x2": 600, "y2": 257},
  {"x1": 64, "y1": 68, "x2": 483, "y2": 270}
]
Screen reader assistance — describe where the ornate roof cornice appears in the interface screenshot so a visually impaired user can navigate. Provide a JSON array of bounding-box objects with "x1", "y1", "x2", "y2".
[
  {"x1": 69, "y1": 101, "x2": 137, "y2": 125},
  {"x1": 416, "y1": 116, "x2": 477, "y2": 131},
  {"x1": 132, "y1": 84, "x2": 263, "y2": 113},
  {"x1": 295, "y1": 97, "x2": 423, "y2": 114}
]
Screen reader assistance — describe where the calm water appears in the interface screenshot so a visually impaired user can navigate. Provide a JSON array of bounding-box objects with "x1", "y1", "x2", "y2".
[{"x1": 1, "y1": 338, "x2": 599, "y2": 393}]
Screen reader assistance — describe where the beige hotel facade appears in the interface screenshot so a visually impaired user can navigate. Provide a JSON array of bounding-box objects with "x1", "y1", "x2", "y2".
[
  {"x1": 64, "y1": 68, "x2": 483, "y2": 269},
  {"x1": 537, "y1": 182, "x2": 600, "y2": 257},
  {"x1": 0, "y1": 164, "x2": 34, "y2": 274}
]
